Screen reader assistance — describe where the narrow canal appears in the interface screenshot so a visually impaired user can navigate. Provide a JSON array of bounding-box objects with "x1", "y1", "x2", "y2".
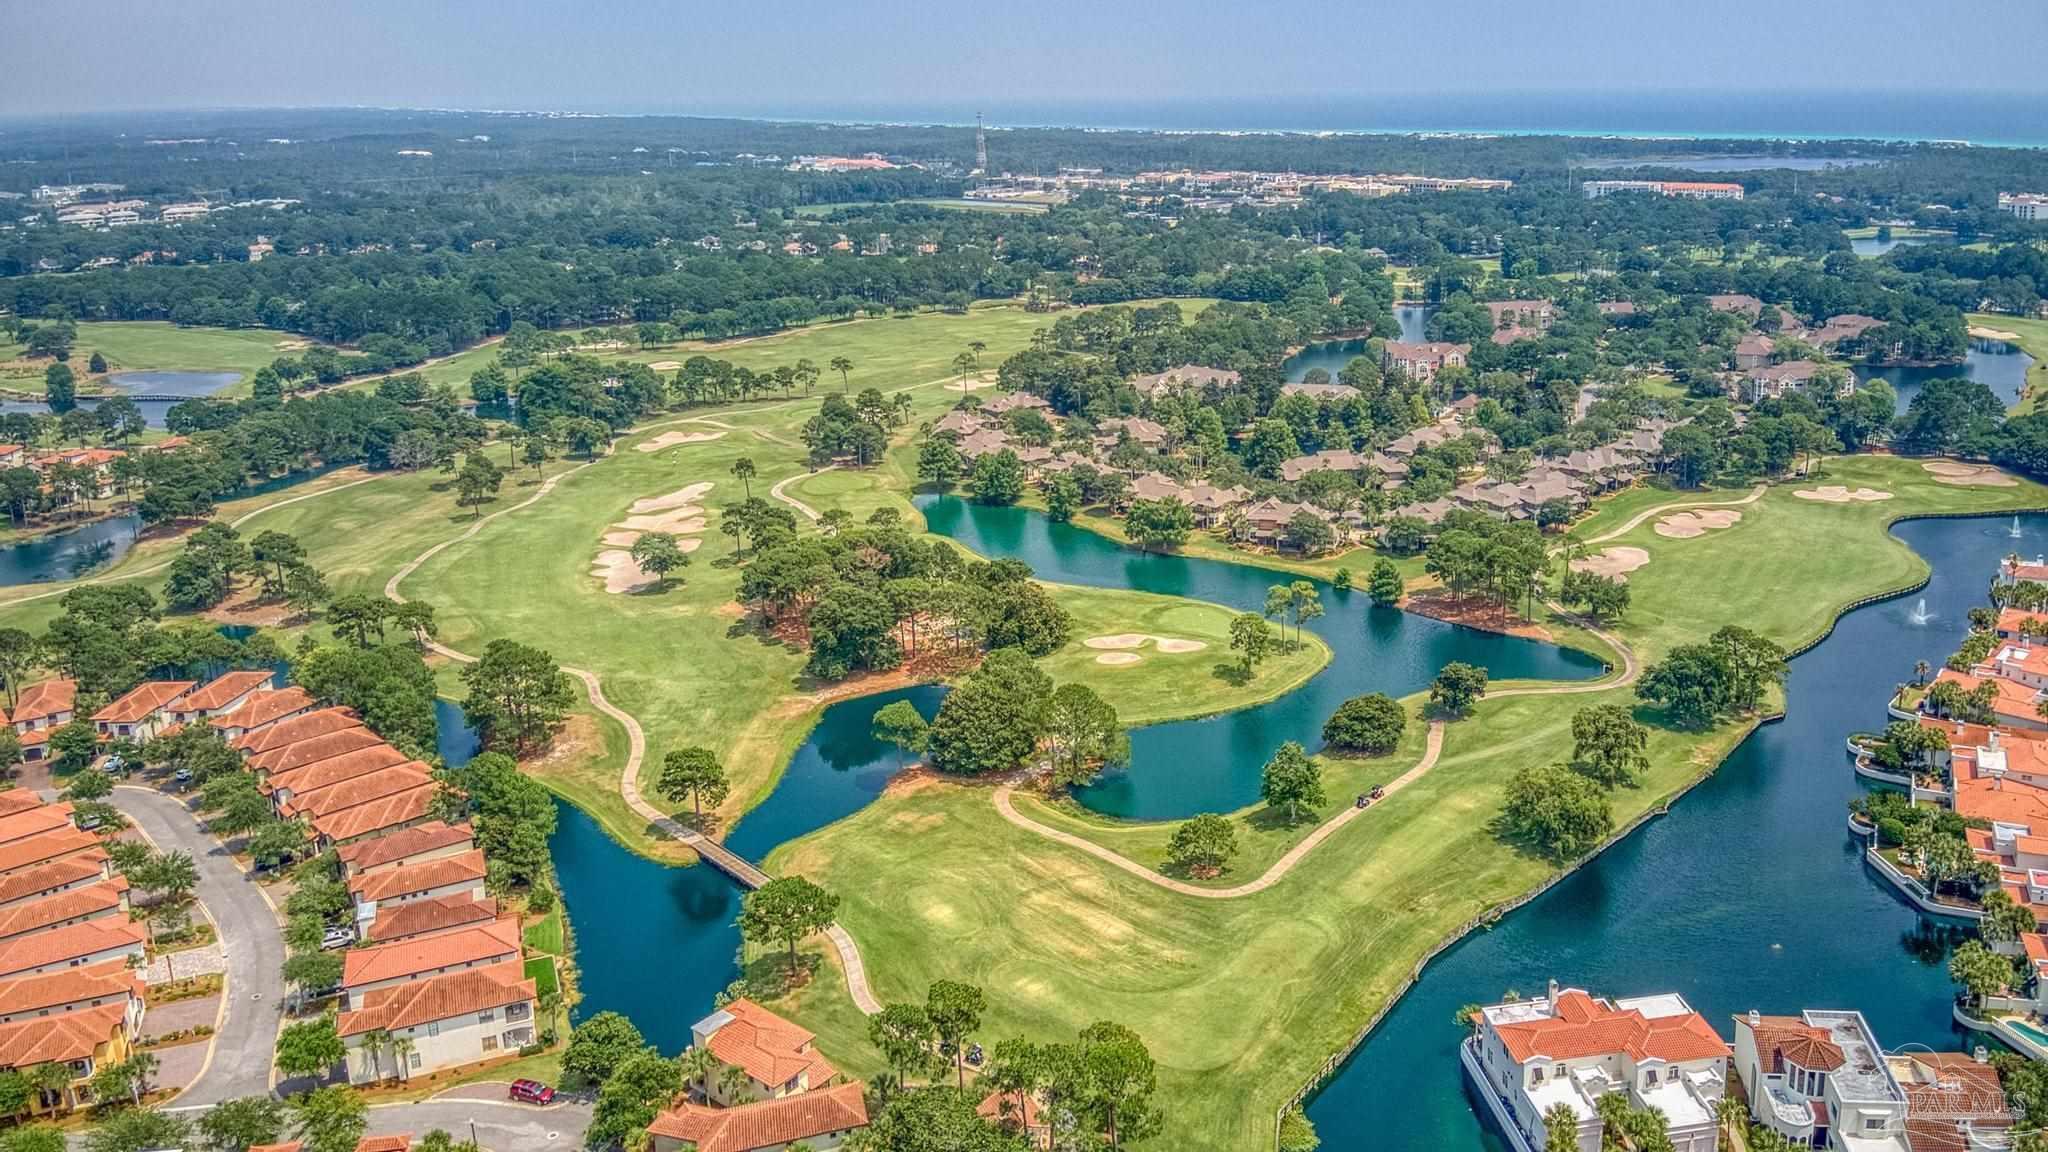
[{"x1": 545, "y1": 501, "x2": 2022, "y2": 1149}]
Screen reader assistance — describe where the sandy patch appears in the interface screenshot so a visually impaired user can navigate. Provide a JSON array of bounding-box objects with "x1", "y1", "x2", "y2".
[
  {"x1": 1970, "y1": 326, "x2": 2022, "y2": 343},
  {"x1": 1654, "y1": 510, "x2": 1743, "y2": 539},
  {"x1": 1081, "y1": 633, "x2": 1209, "y2": 654},
  {"x1": 630, "y1": 482, "x2": 715, "y2": 514},
  {"x1": 647, "y1": 360, "x2": 682, "y2": 371},
  {"x1": 591, "y1": 550, "x2": 655, "y2": 594},
  {"x1": 602, "y1": 530, "x2": 642, "y2": 548},
  {"x1": 1095, "y1": 652, "x2": 1142, "y2": 666},
  {"x1": 1084, "y1": 634, "x2": 1151, "y2": 650},
  {"x1": 945, "y1": 378, "x2": 994, "y2": 393},
  {"x1": 1924, "y1": 461, "x2": 2019, "y2": 487},
  {"x1": 635, "y1": 430, "x2": 725, "y2": 453},
  {"x1": 1795, "y1": 485, "x2": 1894, "y2": 504},
  {"x1": 1570, "y1": 546, "x2": 1651, "y2": 582},
  {"x1": 1153, "y1": 638, "x2": 1208, "y2": 653},
  {"x1": 614, "y1": 512, "x2": 705, "y2": 534}
]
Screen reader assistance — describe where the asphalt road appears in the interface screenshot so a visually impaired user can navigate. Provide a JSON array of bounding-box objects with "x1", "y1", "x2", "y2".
[
  {"x1": 113, "y1": 784, "x2": 285, "y2": 1107},
  {"x1": 366, "y1": 1088, "x2": 594, "y2": 1152}
]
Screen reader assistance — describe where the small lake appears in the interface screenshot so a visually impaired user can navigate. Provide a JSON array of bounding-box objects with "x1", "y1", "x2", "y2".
[
  {"x1": 1857, "y1": 339, "x2": 2035, "y2": 412},
  {"x1": 1282, "y1": 305, "x2": 1435, "y2": 383},
  {"x1": 1850, "y1": 236, "x2": 1935, "y2": 258},
  {"x1": 1304, "y1": 513, "x2": 2021, "y2": 1149},
  {"x1": 0, "y1": 369, "x2": 240, "y2": 431}
]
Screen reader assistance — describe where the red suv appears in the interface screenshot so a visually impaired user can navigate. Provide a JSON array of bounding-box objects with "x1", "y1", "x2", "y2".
[{"x1": 509, "y1": 1079, "x2": 555, "y2": 1105}]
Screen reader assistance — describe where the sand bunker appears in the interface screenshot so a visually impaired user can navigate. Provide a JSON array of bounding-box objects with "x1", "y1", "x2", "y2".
[
  {"x1": 1924, "y1": 461, "x2": 2018, "y2": 487},
  {"x1": 1094, "y1": 652, "x2": 1143, "y2": 666},
  {"x1": 602, "y1": 530, "x2": 642, "y2": 548},
  {"x1": 614, "y1": 512, "x2": 705, "y2": 535},
  {"x1": 630, "y1": 483, "x2": 714, "y2": 514},
  {"x1": 1654, "y1": 510, "x2": 1744, "y2": 539},
  {"x1": 945, "y1": 378, "x2": 994, "y2": 392},
  {"x1": 1969, "y1": 326, "x2": 2022, "y2": 343},
  {"x1": 1570, "y1": 546, "x2": 1651, "y2": 582},
  {"x1": 1082, "y1": 633, "x2": 1209, "y2": 654},
  {"x1": 636, "y1": 430, "x2": 725, "y2": 452},
  {"x1": 1795, "y1": 485, "x2": 1894, "y2": 504},
  {"x1": 591, "y1": 551, "x2": 655, "y2": 594},
  {"x1": 647, "y1": 361, "x2": 682, "y2": 371}
]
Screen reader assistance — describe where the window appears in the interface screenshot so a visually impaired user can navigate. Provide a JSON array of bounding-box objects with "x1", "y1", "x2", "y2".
[
  {"x1": 426, "y1": 1021, "x2": 440, "y2": 1038},
  {"x1": 479, "y1": 1008, "x2": 495, "y2": 1024},
  {"x1": 408, "y1": 1052, "x2": 422, "y2": 1070},
  {"x1": 1644, "y1": 1069, "x2": 1658, "y2": 1086},
  {"x1": 1531, "y1": 1067, "x2": 1545, "y2": 1084},
  {"x1": 481, "y1": 1035, "x2": 498, "y2": 1052}
]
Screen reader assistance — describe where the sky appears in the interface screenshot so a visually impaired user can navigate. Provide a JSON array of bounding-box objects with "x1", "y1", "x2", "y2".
[{"x1": 2, "y1": 0, "x2": 2044, "y2": 122}]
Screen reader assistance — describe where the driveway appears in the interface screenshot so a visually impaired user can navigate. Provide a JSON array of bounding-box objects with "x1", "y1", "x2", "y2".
[
  {"x1": 113, "y1": 785, "x2": 284, "y2": 1107},
  {"x1": 366, "y1": 1088, "x2": 592, "y2": 1152}
]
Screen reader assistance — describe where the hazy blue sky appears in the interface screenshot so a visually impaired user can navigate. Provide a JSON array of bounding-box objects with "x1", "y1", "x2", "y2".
[{"x1": 3, "y1": 0, "x2": 2043, "y2": 120}]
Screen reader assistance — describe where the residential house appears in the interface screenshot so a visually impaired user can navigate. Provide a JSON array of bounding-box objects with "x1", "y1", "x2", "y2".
[
  {"x1": 0, "y1": 446, "x2": 25, "y2": 470},
  {"x1": 647, "y1": 1082, "x2": 869, "y2": 1152},
  {"x1": 978, "y1": 1090, "x2": 1051, "y2": 1149},
  {"x1": 250, "y1": 729, "x2": 397, "y2": 784},
  {"x1": 91, "y1": 681, "x2": 194, "y2": 741},
  {"x1": 340, "y1": 918, "x2": 522, "y2": 1008},
  {"x1": 1241, "y1": 499, "x2": 1337, "y2": 550},
  {"x1": 264, "y1": 745, "x2": 414, "y2": 811},
  {"x1": 1383, "y1": 424, "x2": 1456, "y2": 459},
  {"x1": 1464, "y1": 982, "x2": 1728, "y2": 1152},
  {"x1": 1094, "y1": 417, "x2": 1168, "y2": 452},
  {"x1": 1730, "y1": 1009, "x2": 1909, "y2": 1152},
  {"x1": 1387, "y1": 497, "x2": 1461, "y2": 527},
  {"x1": 232, "y1": 707, "x2": 365, "y2": 756},
  {"x1": 0, "y1": 999, "x2": 137, "y2": 1115},
  {"x1": 209, "y1": 687, "x2": 316, "y2": 743},
  {"x1": 362, "y1": 894, "x2": 500, "y2": 946},
  {"x1": 1486, "y1": 300, "x2": 1555, "y2": 344},
  {"x1": 1747, "y1": 360, "x2": 1825, "y2": 402},
  {"x1": 931, "y1": 409, "x2": 992, "y2": 438},
  {"x1": 337, "y1": 960, "x2": 536, "y2": 1083},
  {"x1": 1734, "y1": 333, "x2": 1778, "y2": 371},
  {"x1": 1279, "y1": 380, "x2": 1361, "y2": 401},
  {"x1": 339, "y1": 823, "x2": 476, "y2": 880},
  {"x1": 2002, "y1": 556, "x2": 2048, "y2": 586},
  {"x1": 954, "y1": 428, "x2": 1012, "y2": 461},
  {"x1": 1930, "y1": 667, "x2": 2045, "y2": 731},
  {"x1": 1279, "y1": 449, "x2": 1371, "y2": 484},
  {"x1": 690, "y1": 998, "x2": 839, "y2": 1105},
  {"x1": 1885, "y1": 1048, "x2": 2015, "y2": 1152},
  {"x1": 1812, "y1": 315, "x2": 1887, "y2": 353},
  {"x1": 0, "y1": 850, "x2": 116, "y2": 911},
  {"x1": 0, "y1": 828, "x2": 105, "y2": 879},
  {"x1": 1597, "y1": 302, "x2": 1638, "y2": 318},
  {"x1": 981, "y1": 391, "x2": 1052, "y2": 417},
  {"x1": 1382, "y1": 340, "x2": 1470, "y2": 382},
  {"x1": 30, "y1": 449, "x2": 126, "y2": 500},
  {"x1": 9, "y1": 679, "x2": 77, "y2": 762},
  {"x1": 163, "y1": 670, "x2": 276, "y2": 727},
  {"x1": 1707, "y1": 294, "x2": 1766, "y2": 319},
  {"x1": 0, "y1": 881, "x2": 129, "y2": 945},
  {"x1": 279, "y1": 764, "x2": 438, "y2": 827},
  {"x1": 1128, "y1": 365, "x2": 1240, "y2": 399},
  {"x1": 0, "y1": 804, "x2": 80, "y2": 847},
  {"x1": 350, "y1": 850, "x2": 489, "y2": 929},
  {"x1": 1181, "y1": 482, "x2": 1252, "y2": 526},
  {"x1": 0, "y1": 958, "x2": 144, "y2": 1030},
  {"x1": 0, "y1": 792, "x2": 40, "y2": 820},
  {"x1": 311, "y1": 784, "x2": 440, "y2": 848},
  {"x1": 0, "y1": 917, "x2": 146, "y2": 980}
]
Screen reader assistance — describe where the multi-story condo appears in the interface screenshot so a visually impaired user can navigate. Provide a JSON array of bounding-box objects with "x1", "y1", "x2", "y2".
[{"x1": 1731, "y1": 1008, "x2": 1909, "y2": 1151}]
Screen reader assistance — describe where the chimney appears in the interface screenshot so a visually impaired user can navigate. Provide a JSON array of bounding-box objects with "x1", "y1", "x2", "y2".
[
  {"x1": 1975, "y1": 1045, "x2": 1990, "y2": 1064},
  {"x1": 1748, "y1": 1009, "x2": 1760, "y2": 1027},
  {"x1": 1992, "y1": 731, "x2": 2002, "y2": 750},
  {"x1": 1547, "y1": 978, "x2": 1559, "y2": 1004}
]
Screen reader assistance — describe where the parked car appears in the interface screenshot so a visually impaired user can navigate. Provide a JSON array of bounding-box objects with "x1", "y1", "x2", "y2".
[
  {"x1": 99, "y1": 755, "x2": 125, "y2": 776},
  {"x1": 966, "y1": 1043, "x2": 985, "y2": 1067},
  {"x1": 509, "y1": 1079, "x2": 555, "y2": 1105},
  {"x1": 75, "y1": 812, "x2": 102, "y2": 831},
  {"x1": 171, "y1": 769, "x2": 193, "y2": 791},
  {"x1": 319, "y1": 926, "x2": 355, "y2": 950}
]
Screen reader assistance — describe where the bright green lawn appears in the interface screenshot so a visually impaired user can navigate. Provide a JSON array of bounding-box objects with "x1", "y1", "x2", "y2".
[
  {"x1": 523, "y1": 909, "x2": 565, "y2": 955},
  {"x1": 0, "y1": 321, "x2": 316, "y2": 396},
  {"x1": 524, "y1": 956, "x2": 560, "y2": 1000}
]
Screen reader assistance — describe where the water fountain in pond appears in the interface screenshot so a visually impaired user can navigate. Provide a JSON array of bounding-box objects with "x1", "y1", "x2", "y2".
[
  {"x1": 2014, "y1": 517, "x2": 2025, "y2": 539},
  {"x1": 1908, "y1": 597, "x2": 1932, "y2": 625}
]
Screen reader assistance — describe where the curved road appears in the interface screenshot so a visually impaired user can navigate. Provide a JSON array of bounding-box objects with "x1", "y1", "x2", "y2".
[{"x1": 112, "y1": 785, "x2": 283, "y2": 1107}]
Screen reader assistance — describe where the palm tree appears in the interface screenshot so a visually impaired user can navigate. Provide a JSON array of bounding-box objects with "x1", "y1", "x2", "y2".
[
  {"x1": 1542, "y1": 1101, "x2": 1579, "y2": 1152},
  {"x1": 679, "y1": 1047, "x2": 718, "y2": 1100},
  {"x1": 1914, "y1": 659, "x2": 1931, "y2": 687},
  {"x1": 121, "y1": 1051, "x2": 158, "y2": 1105},
  {"x1": 361, "y1": 1029, "x2": 393, "y2": 1082},
  {"x1": 27, "y1": 1062, "x2": 72, "y2": 1114},
  {"x1": 717, "y1": 1062, "x2": 756, "y2": 1105},
  {"x1": 829, "y1": 357, "x2": 854, "y2": 392},
  {"x1": 730, "y1": 458, "x2": 757, "y2": 501},
  {"x1": 390, "y1": 1035, "x2": 416, "y2": 1080}
]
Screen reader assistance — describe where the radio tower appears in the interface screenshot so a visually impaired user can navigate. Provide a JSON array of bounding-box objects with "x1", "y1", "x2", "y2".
[{"x1": 973, "y1": 113, "x2": 988, "y2": 176}]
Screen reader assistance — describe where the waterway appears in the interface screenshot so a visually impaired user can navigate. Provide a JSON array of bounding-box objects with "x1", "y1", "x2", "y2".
[
  {"x1": 1304, "y1": 512, "x2": 2027, "y2": 1150},
  {"x1": 1282, "y1": 304, "x2": 1435, "y2": 383},
  {"x1": 1858, "y1": 339, "x2": 2035, "y2": 412},
  {"x1": 0, "y1": 369, "x2": 239, "y2": 430}
]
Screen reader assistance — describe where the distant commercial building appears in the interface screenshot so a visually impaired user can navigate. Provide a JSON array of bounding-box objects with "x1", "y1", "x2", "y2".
[
  {"x1": 1999, "y1": 193, "x2": 2048, "y2": 221},
  {"x1": 1584, "y1": 180, "x2": 1745, "y2": 201}
]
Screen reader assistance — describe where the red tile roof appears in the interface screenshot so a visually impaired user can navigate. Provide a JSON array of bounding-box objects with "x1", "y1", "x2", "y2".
[
  {"x1": 337, "y1": 960, "x2": 533, "y2": 1037},
  {"x1": 703, "y1": 998, "x2": 837, "y2": 1089},
  {"x1": 342, "y1": 918, "x2": 521, "y2": 990},
  {"x1": 646, "y1": 1081, "x2": 869, "y2": 1152},
  {"x1": 1494, "y1": 990, "x2": 1730, "y2": 1064},
  {"x1": 977, "y1": 1089, "x2": 1043, "y2": 1134},
  {"x1": 350, "y1": 849, "x2": 486, "y2": 904},
  {"x1": 0, "y1": 827, "x2": 102, "y2": 876},
  {"x1": 282, "y1": 763, "x2": 435, "y2": 819},
  {"x1": 0, "y1": 880, "x2": 126, "y2": 941},
  {"x1": 0, "y1": 1000, "x2": 127, "y2": 1067},
  {"x1": 338, "y1": 822, "x2": 473, "y2": 874},
  {"x1": 91, "y1": 680, "x2": 194, "y2": 724},
  {"x1": 354, "y1": 1138, "x2": 412, "y2": 1152},
  {"x1": 233, "y1": 707, "x2": 362, "y2": 754},
  {"x1": 213, "y1": 687, "x2": 316, "y2": 733},
  {"x1": 8, "y1": 679, "x2": 75, "y2": 725},
  {"x1": 175, "y1": 670, "x2": 275, "y2": 712},
  {"x1": 364, "y1": 894, "x2": 497, "y2": 944},
  {"x1": 249, "y1": 727, "x2": 391, "y2": 775},
  {"x1": 313, "y1": 783, "x2": 439, "y2": 844},
  {"x1": 1739, "y1": 1014, "x2": 1845, "y2": 1073},
  {"x1": 0, "y1": 958, "x2": 141, "y2": 1018},
  {"x1": 0, "y1": 916, "x2": 145, "y2": 979},
  {"x1": 0, "y1": 791, "x2": 44, "y2": 819},
  {"x1": 0, "y1": 849, "x2": 109, "y2": 906},
  {"x1": 0, "y1": 804, "x2": 73, "y2": 846},
  {"x1": 266, "y1": 744, "x2": 414, "y2": 799}
]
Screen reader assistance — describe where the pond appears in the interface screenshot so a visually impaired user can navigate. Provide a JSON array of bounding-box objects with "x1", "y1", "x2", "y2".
[
  {"x1": 1281, "y1": 304, "x2": 1436, "y2": 384},
  {"x1": 0, "y1": 369, "x2": 240, "y2": 431},
  {"x1": 1857, "y1": 339, "x2": 2035, "y2": 412},
  {"x1": 1850, "y1": 235, "x2": 1934, "y2": 258},
  {"x1": 1303, "y1": 513, "x2": 2023, "y2": 1149}
]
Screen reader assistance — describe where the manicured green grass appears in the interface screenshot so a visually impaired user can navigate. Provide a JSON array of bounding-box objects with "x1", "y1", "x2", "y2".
[
  {"x1": 760, "y1": 453, "x2": 2048, "y2": 1148},
  {"x1": 523, "y1": 909, "x2": 565, "y2": 955},
  {"x1": 0, "y1": 321, "x2": 317, "y2": 396},
  {"x1": 903, "y1": 198, "x2": 1051, "y2": 214},
  {"x1": 524, "y1": 956, "x2": 560, "y2": 1000},
  {"x1": 1039, "y1": 586, "x2": 1329, "y2": 727},
  {"x1": 1968, "y1": 312, "x2": 2048, "y2": 415}
]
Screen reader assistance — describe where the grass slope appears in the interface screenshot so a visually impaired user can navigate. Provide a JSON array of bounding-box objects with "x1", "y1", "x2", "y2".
[{"x1": 0, "y1": 321, "x2": 314, "y2": 396}]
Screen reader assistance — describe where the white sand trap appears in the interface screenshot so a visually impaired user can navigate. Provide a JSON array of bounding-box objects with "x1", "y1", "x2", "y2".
[
  {"x1": 630, "y1": 482, "x2": 714, "y2": 514},
  {"x1": 1924, "y1": 460, "x2": 2019, "y2": 487},
  {"x1": 945, "y1": 378, "x2": 994, "y2": 393},
  {"x1": 1795, "y1": 485, "x2": 1893, "y2": 504},
  {"x1": 1094, "y1": 652, "x2": 1142, "y2": 666},
  {"x1": 1970, "y1": 326, "x2": 2022, "y2": 343},
  {"x1": 1654, "y1": 510, "x2": 1743, "y2": 539},
  {"x1": 647, "y1": 361, "x2": 682, "y2": 371},
  {"x1": 1084, "y1": 633, "x2": 1151, "y2": 650},
  {"x1": 1571, "y1": 546, "x2": 1651, "y2": 582},
  {"x1": 602, "y1": 530, "x2": 642, "y2": 548},
  {"x1": 591, "y1": 551, "x2": 655, "y2": 594},
  {"x1": 1153, "y1": 638, "x2": 1208, "y2": 653},
  {"x1": 615, "y1": 512, "x2": 705, "y2": 534},
  {"x1": 635, "y1": 430, "x2": 725, "y2": 453}
]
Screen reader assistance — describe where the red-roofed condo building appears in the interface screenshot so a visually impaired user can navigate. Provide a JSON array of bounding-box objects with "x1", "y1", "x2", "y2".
[
  {"x1": 690, "y1": 998, "x2": 839, "y2": 1105},
  {"x1": 1731, "y1": 1009, "x2": 1908, "y2": 1150},
  {"x1": 1463, "y1": 982, "x2": 1729, "y2": 1152}
]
